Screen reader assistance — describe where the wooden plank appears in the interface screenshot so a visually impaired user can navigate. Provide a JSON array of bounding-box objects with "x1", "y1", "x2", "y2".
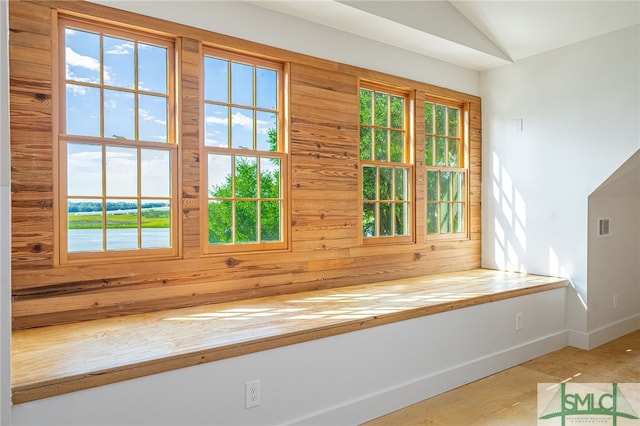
[
  {"x1": 11, "y1": 270, "x2": 568, "y2": 403},
  {"x1": 9, "y1": 1, "x2": 51, "y2": 36}
]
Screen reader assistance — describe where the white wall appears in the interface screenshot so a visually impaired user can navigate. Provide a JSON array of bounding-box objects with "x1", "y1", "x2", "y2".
[
  {"x1": 587, "y1": 152, "x2": 640, "y2": 345},
  {"x1": 1, "y1": 1, "x2": 12, "y2": 424},
  {"x1": 91, "y1": 0, "x2": 480, "y2": 96},
  {"x1": 480, "y1": 25, "x2": 640, "y2": 344},
  {"x1": 12, "y1": 290, "x2": 567, "y2": 426}
]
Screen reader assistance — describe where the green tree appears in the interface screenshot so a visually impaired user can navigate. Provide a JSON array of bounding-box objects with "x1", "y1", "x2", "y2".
[
  {"x1": 208, "y1": 128, "x2": 281, "y2": 244},
  {"x1": 360, "y1": 88, "x2": 408, "y2": 237}
]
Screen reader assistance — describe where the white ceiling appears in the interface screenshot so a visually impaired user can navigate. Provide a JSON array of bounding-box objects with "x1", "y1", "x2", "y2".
[{"x1": 249, "y1": 1, "x2": 640, "y2": 71}]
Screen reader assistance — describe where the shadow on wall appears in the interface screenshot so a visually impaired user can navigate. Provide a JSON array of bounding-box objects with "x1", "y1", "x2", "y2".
[
  {"x1": 491, "y1": 150, "x2": 573, "y2": 281},
  {"x1": 491, "y1": 151, "x2": 527, "y2": 271}
]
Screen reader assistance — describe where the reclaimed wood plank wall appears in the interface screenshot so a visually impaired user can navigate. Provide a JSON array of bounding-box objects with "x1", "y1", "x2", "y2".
[{"x1": 9, "y1": 0, "x2": 482, "y2": 330}]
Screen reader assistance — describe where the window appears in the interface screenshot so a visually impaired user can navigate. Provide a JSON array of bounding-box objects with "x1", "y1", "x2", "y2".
[
  {"x1": 203, "y1": 49, "x2": 286, "y2": 253},
  {"x1": 58, "y1": 17, "x2": 177, "y2": 262},
  {"x1": 425, "y1": 99, "x2": 467, "y2": 238},
  {"x1": 359, "y1": 83, "x2": 413, "y2": 243}
]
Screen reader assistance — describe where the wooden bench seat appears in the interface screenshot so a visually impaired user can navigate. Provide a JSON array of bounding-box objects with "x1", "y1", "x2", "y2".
[{"x1": 11, "y1": 268, "x2": 568, "y2": 404}]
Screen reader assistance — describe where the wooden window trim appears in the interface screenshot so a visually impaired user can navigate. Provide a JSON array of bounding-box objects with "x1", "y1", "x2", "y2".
[
  {"x1": 424, "y1": 95, "x2": 470, "y2": 241},
  {"x1": 201, "y1": 47, "x2": 289, "y2": 254},
  {"x1": 56, "y1": 15, "x2": 180, "y2": 264},
  {"x1": 359, "y1": 80, "x2": 415, "y2": 245}
]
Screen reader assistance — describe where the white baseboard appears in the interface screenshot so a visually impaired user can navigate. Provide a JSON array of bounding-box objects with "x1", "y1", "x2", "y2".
[
  {"x1": 584, "y1": 314, "x2": 640, "y2": 350},
  {"x1": 289, "y1": 330, "x2": 568, "y2": 426},
  {"x1": 567, "y1": 329, "x2": 590, "y2": 350}
]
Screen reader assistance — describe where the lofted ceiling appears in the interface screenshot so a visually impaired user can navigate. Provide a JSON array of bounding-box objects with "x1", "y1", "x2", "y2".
[{"x1": 248, "y1": 1, "x2": 640, "y2": 71}]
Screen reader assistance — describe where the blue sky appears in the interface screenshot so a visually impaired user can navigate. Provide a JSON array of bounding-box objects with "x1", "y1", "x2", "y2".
[
  {"x1": 64, "y1": 28, "x2": 280, "y2": 204},
  {"x1": 65, "y1": 27, "x2": 170, "y2": 199}
]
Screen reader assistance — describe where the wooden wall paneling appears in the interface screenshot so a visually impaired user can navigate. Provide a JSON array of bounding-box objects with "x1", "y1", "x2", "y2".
[
  {"x1": 9, "y1": 0, "x2": 54, "y2": 270},
  {"x1": 9, "y1": 0, "x2": 481, "y2": 329},
  {"x1": 179, "y1": 37, "x2": 202, "y2": 259}
]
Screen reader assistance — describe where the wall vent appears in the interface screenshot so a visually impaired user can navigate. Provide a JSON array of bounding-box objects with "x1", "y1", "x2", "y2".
[{"x1": 598, "y1": 217, "x2": 612, "y2": 238}]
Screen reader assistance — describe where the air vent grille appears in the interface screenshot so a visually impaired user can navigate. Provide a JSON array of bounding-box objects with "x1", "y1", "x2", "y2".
[{"x1": 598, "y1": 217, "x2": 612, "y2": 238}]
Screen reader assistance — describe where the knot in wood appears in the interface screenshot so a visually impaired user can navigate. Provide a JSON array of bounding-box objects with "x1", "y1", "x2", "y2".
[
  {"x1": 225, "y1": 257, "x2": 239, "y2": 267},
  {"x1": 414, "y1": 252, "x2": 422, "y2": 260},
  {"x1": 431, "y1": 245, "x2": 436, "y2": 251}
]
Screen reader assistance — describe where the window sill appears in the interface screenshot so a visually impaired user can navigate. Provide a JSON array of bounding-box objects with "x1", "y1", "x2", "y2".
[{"x1": 11, "y1": 268, "x2": 568, "y2": 404}]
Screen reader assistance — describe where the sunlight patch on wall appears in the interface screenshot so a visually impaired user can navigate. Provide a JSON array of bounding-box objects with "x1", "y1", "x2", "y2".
[{"x1": 492, "y1": 151, "x2": 527, "y2": 271}]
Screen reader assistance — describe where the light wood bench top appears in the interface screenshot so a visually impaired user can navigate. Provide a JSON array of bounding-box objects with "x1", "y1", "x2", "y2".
[{"x1": 11, "y1": 268, "x2": 568, "y2": 403}]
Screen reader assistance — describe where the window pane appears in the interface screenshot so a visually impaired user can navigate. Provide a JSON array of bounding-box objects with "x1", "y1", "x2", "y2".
[
  {"x1": 360, "y1": 89, "x2": 372, "y2": 125},
  {"x1": 380, "y1": 202, "x2": 392, "y2": 236},
  {"x1": 236, "y1": 200, "x2": 257, "y2": 243},
  {"x1": 360, "y1": 126, "x2": 372, "y2": 160},
  {"x1": 395, "y1": 203, "x2": 408, "y2": 236},
  {"x1": 363, "y1": 202, "x2": 377, "y2": 237},
  {"x1": 68, "y1": 143, "x2": 102, "y2": 196},
  {"x1": 425, "y1": 135, "x2": 434, "y2": 166},
  {"x1": 104, "y1": 89, "x2": 135, "y2": 140},
  {"x1": 425, "y1": 102, "x2": 434, "y2": 134},
  {"x1": 208, "y1": 200, "x2": 232, "y2": 244},
  {"x1": 260, "y1": 157, "x2": 281, "y2": 198},
  {"x1": 390, "y1": 130, "x2": 404, "y2": 162},
  {"x1": 205, "y1": 104, "x2": 229, "y2": 148},
  {"x1": 453, "y1": 171, "x2": 465, "y2": 202},
  {"x1": 435, "y1": 137, "x2": 446, "y2": 166},
  {"x1": 256, "y1": 111, "x2": 277, "y2": 151},
  {"x1": 440, "y1": 202, "x2": 451, "y2": 233},
  {"x1": 106, "y1": 146, "x2": 137, "y2": 197},
  {"x1": 390, "y1": 96, "x2": 404, "y2": 128},
  {"x1": 232, "y1": 62, "x2": 254, "y2": 106},
  {"x1": 453, "y1": 202, "x2": 465, "y2": 233},
  {"x1": 139, "y1": 94, "x2": 168, "y2": 142},
  {"x1": 363, "y1": 165, "x2": 377, "y2": 201},
  {"x1": 103, "y1": 36, "x2": 134, "y2": 89},
  {"x1": 231, "y1": 107, "x2": 254, "y2": 150},
  {"x1": 395, "y1": 167, "x2": 408, "y2": 201},
  {"x1": 260, "y1": 200, "x2": 281, "y2": 242},
  {"x1": 204, "y1": 56, "x2": 229, "y2": 103},
  {"x1": 374, "y1": 128, "x2": 388, "y2": 162},
  {"x1": 235, "y1": 156, "x2": 258, "y2": 198},
  {"x1": 440, "y1": 171, "x2": 451, "y2": 201},
  {"x1": 106, "y1": 199, "x2": 138, "y2": 250},
  {"x1": 427, "y1": 170, "x2": 439, "y2": 201},
  {"x1": 435, "y1": 104, "x2": 446, "y2": 135},
  {"x1": 138, "y1": 43, "x2": 168, "y2": 94},
  {"x1": 427, "y1": 203, "x2": 438, "y2": 234},
  {"x1": 256, "y1": 67, "x2": 277, "y2": 110},
  {"x1": 374, "y1": 92, "x2": 389, "y2": 127},
  {"x1": 66, "y1": 84, "x2": 100, "y2": 137},
  {"x1": 379, "y1": 167, "x2": 393, "y2": 201},
  {"x1": 448, "y1": 107, "x2": 460, "y2": 137},
  {"x1": 141, "y1": 199, "x2": 171, "y2": 248},
  {"x1": 68, "y1": 198, "x2": 103, "y2": 252},
  {"x1": 448, "y1": 138, "x2": 459, "y2": 167},
  {"x1": 141, "y1": 149, "x2": 170, "y2": 197},
  {"x1": 65, "y1": 28, "x2": 100, "y2": 84},
  {"x1": 208, "y1": 153, "x2": 232, "y2": 198}
]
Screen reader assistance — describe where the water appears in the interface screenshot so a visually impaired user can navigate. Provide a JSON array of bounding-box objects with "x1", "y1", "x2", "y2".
[{"x1": 69, "y1": 228, "x2": 171, "y2": 252}]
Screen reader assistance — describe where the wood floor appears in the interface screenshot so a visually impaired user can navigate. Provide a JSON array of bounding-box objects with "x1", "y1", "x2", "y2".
[{"x1": 362, "y1": 329, "x2": 640, "y2": 425}]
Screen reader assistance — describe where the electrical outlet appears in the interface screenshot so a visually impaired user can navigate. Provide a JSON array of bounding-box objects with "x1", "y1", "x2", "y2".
[
  {"x1": 515, "y1": 312, "x2": 524, "y2": 330},
  {"x1": 613, "y1": 294, "x2": 619, "y2": 310},
  {"x1": 245, "y1": 380, "x2": 261, "y2": 408}
]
